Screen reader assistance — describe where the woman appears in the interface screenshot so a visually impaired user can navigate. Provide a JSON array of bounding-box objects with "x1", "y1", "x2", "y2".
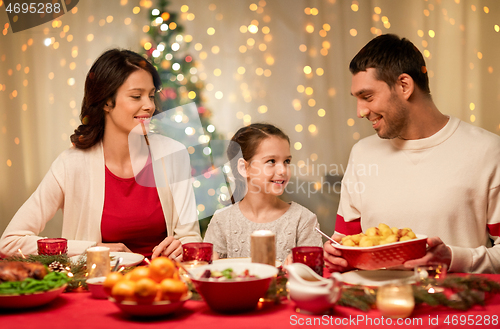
[{"x1": 0, "y1": 49, "x2": 202, "y2": 259}]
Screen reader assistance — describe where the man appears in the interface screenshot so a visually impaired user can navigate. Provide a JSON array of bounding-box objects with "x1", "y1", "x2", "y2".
[{"x1": 324, "y1": 34, "x2": 500, "y2": 273}]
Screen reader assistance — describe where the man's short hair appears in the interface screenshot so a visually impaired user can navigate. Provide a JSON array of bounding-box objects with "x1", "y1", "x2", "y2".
[{"x1": 349, "y1": 34, "x2": 430, "y2": 94}]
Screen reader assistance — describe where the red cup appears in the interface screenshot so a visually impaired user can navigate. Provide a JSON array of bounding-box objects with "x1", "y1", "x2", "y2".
[
  {"x1": 37, "y1": 238, "x2": 68, "y2": 255},
  {"x1": 182, "y1": 242, "x2": 213, "y2": 264},
  {"x1": 292, "y1": 246, "x2": 324, "y2": 276}
]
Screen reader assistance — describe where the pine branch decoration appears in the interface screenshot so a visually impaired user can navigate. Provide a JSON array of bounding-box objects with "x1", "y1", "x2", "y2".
[{"x1": 338, "y1": 274, "x2": 500, "y2": 312}]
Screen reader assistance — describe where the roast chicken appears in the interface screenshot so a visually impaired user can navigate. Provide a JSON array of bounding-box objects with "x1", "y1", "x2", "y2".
[{"x1": 0, "y1": 261, "x2": 48, "y2": 282}]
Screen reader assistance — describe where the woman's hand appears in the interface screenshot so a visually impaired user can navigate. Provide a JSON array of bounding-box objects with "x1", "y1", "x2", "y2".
[
  {"x1": 323, "y1": 234, "x2": 351, "y2": 273},
  {"x1": 152, "y1": 236, "x2": 183, "y2": 261},
  {"x1": 96, "y1": 242, "x2": 132, "y2": 253}
]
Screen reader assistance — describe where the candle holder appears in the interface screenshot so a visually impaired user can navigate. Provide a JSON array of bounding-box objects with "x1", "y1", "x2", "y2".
[
  {"x1": 376, "y1": 283, "x2": 415, "y2": 319},
  {"x1": 86, "y1": 246, "x2": 110, "y2": 279},
  {"x1": 180, "y1": 260, "x2": 209, "y2": 269},
  {"x1": 414, "y1": 263, "x2": 447, "y2": 293},
  {"x1": 251, "y1": 230, "x2": 277, "y2": 303},
  {"x1": 182, "y1": 243, "x2": 213, "y2": 264},
  {"x1": 37, "y1": 238, "x2": 68, "y2": 255},
  {"x1": 250, "y1": 230, "x2": 276, "y2": 266},
  {"x1": 292, "y1": 246, "x2": 324, "y2": 277}
]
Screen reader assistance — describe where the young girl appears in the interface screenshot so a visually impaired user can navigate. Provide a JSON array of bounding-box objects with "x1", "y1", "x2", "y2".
[{"x1": 204, "y1": 123, "x2": 322, "y2": 263}]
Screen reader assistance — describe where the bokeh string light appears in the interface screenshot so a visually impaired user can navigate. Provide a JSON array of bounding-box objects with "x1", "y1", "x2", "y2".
[{"x1": 1, "y1": 1, "x2": 499, "y2": 236}]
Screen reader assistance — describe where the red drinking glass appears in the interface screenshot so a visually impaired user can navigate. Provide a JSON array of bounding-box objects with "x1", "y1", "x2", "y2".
[
  {"x1": 37, "y1": 238, "x2": 68, "y2": 255},
  {"x1": 292, "y1": 246, "x2": 324, "y2": 276},
  {"x1": 182, "y1": 242, "x2": 213, "y2": 264}
]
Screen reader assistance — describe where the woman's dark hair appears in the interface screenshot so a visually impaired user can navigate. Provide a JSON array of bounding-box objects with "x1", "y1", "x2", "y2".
[
  {"x1": 226, "y1": 123, "x2": 290, "y2": 204},
  {"x1": 70, "y1": 49, "x2": 162, "y2": 149},
  {"x1": 349, "y1": 34, "x2": 430, "y2": 95}
]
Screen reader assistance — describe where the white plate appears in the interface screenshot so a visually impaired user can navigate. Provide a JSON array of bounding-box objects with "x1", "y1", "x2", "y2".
[
  {"x1": 71, "y1": 251, "x2": 144, "y2": 267},
  {"x1": 341, "y1": 270, "x2": 416, "y2": 287},
  {"x1": 213, "y1": 257, "x2": 282, "y2": 267}
]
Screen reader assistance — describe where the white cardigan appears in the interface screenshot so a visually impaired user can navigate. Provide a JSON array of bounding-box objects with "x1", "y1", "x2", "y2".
[{"x1": 0, "y1": 134, "x2": 202, "y2": 256}]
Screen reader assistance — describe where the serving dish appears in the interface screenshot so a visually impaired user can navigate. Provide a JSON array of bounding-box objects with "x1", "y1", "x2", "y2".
[
  {"x1": 188, "y1": 262, "x2": 278, "y2": 313},
  {"x1": 333, "y1": 234, "x2": 427, "y2": 270},
  {"x1": 109, "y1": 291, "x2": 191, "y2": 317},
  {"x1": 0, "y1": 284, "x2": 67, "y2": 309}
]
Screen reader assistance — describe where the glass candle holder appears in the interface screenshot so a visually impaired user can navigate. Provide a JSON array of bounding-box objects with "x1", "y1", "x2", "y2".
[
  {"x1": 180, "y1": 260, "x2": 209, "y2": 269},
  {"x1": 37, "y1": 238, "x2": 68, "y2": 255},
  {"x1": 182, "y1": 242, "x2": 213, "y2": 264},
  {"x1": 414, "y1": 263, "x2": 448, "y2": 293},
  {"x1": 377, "y1": 283, "x2": 415, "y2": 319},
  {"x1": 292, "y1": 246, "x2": 324, "y2": 277}
]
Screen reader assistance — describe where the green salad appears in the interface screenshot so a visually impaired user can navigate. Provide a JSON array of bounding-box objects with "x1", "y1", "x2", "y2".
[{"x1": 0, "y1": 271, "x2": 70, "y2": 295}]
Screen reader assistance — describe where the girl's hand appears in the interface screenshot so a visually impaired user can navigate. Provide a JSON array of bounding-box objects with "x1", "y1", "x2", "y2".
[
  {"x1": 152, "y1": 237, "x2": 183, "y2": 261},
  {"x1": 283, "y1": 253, "x2": 293, "y2": 265},
  {"x1": 96, "y1": 242, "x2": 132, "y2": 253}
]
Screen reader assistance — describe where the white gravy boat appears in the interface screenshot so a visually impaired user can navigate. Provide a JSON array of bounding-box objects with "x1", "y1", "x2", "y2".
[{"x1": 285, "y1": 263, "x2": 343, "y2": 314}]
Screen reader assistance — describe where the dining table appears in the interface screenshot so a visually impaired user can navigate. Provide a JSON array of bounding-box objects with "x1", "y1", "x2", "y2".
[{"x1": 1, "y1": 272, "x2": 499, "y2": 329}]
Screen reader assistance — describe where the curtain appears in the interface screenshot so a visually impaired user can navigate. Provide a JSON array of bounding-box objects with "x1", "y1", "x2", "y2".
[{"x1": 1, "y1": 0, "x2": 499, "y2": 238}]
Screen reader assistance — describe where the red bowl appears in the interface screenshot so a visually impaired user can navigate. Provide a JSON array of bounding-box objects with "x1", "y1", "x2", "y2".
[
  {"x1": 334, "y1": 234, "x2": 427, "y2": 270},
  {"x1": 188, "y1": 262, "x2": 278, "y2": 313},
  {"x1": 109, "y1": 292, "x2": 191, "y2": 317}
]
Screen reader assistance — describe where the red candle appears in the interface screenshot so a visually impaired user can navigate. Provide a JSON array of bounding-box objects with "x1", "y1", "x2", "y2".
[
  {"x1": 182, "y1": 242, "x2": 213, "y2": 264},
  {"x1": 37, "y1": 238, "x2": 68, "y2": 255},
  {"x1": 292, "y1": 246, "x2": 324, "y2": 276}
]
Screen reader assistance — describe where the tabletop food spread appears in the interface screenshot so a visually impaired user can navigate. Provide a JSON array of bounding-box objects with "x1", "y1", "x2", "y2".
[{"x1": 1, "y1": 227, "x2": 500, "y2": 329}]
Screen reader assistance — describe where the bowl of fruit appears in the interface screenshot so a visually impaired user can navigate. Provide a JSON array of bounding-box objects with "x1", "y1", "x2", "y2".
[
  {"x1": 103, "y1": 257, "x2": 190, "y2": 317},
  {"x1": 333, "y1": 224, "x2": 427, "y2": 270},
  {"x1": 187, "y1": 262, "x2": 278, "y2": 313}
]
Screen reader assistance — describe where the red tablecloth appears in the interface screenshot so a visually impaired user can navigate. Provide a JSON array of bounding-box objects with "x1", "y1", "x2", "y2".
[{"x1": 2, "y1": 274, "x2": 500, "y2": 329}]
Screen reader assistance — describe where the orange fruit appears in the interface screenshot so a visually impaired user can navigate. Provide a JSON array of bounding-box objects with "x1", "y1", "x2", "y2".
[
  {"x1": 159, "y1": 278, "x2": 187, "y2": 302},
  {"x1": 111, "y1": 280, "x2": 136, "y2": 303},
  {"x1": 123, "y1": 272, "x2": 133, "y2": 281},
  {"x1": 103, "y1": 272, "x2": 123, "y2": 295},
  {"x1": 134, "y1": 278, "x2": 158, "y2": 304},
  {"x1": 128, "y1": 266, "x2": 151, "y2": 282},
  {"x1": 149, "y1": 256, "x2": 176, "y2": 283}
]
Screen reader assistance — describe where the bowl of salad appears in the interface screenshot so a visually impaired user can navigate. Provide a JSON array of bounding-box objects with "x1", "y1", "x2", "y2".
[{"x1": 188, "y1": 262, "x2": 278, "y2": 313}]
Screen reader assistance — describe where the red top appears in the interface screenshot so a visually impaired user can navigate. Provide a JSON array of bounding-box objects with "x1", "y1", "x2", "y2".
[
  {"x1": 101, "y1": 158, "x2": 166, "y2": 259},
  {"x1": 334, "y1": 214, "x2": 362, "y2": 236}
]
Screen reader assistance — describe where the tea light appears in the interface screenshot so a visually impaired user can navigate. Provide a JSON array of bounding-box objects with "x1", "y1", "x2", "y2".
[
  {"x1": 250, "y1": 230, "x2": 276, "y2": 266},
  {"x1": 86, "y1": 246, "x2": 110, "y2": 279},
  {"x1": 376, "y1": 284, "x2": 415, "y2": 319},
  {"x1": 180, "y1": 260, "x2": 209, "y2": 269},
  {"x1": 182, "y1": 242, "x2": 213, "y2": 264},
  {"x1": 37, "y1": 238, "x2": 68, "y2": 255},
  {"x1": 415, "y1": 263, "x2": 447, "y2": 293},
  {"x1": 292, "y1": 246, "x2": 324, "y2": 276}
]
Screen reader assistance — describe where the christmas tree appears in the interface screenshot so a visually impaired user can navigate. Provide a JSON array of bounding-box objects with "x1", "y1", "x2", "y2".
[{"x1": 141, "y1": 0, "x2": 230, "y2": 235}]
